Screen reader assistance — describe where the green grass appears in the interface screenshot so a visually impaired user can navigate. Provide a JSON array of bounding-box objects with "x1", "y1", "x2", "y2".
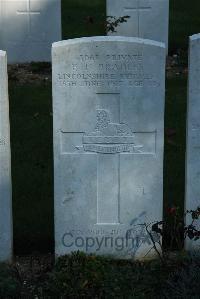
[
  {"x1": 42, "y1": 252, "x2": 175, "y2": 298},
  {"x1": 1, "y1": 252, "x2": 195, "y2": 298}
]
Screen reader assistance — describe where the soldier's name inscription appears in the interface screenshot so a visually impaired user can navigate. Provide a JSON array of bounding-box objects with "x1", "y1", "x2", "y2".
[{"x1": 56, "y1": 53, "x2": 159, "y2": 88}]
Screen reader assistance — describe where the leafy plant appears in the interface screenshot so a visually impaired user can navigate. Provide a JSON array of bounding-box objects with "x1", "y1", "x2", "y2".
[
  {"x1": 106, "y1": 15, "x2": 130, "y2": 33},
  {"x1": 139, "y1": 206, "x2": 200, "y2": 262},
  {"x1": 184, "y1": 207, "x2": 200, "y2": 241}
]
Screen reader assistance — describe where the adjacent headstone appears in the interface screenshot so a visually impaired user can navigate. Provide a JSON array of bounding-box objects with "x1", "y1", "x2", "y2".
[
  {"x1": 53, "y1": 36, "x2": 165, "y2": 259},
  {"x1": 107, "y1": 0, "x2": 169, "y2": 49},
  {"x1": 0, "y1": 0, "x2": 61, "y2": 63},
  {"x1": 185, "y1": 34, "x2": 200, "y2": 251},
  {"x1": 0, "y1": 50, "x2": 12, "y2": 261}
]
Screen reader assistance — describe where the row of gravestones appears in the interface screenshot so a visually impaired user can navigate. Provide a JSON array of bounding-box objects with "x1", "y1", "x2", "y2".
[
  {"x1": 0, "y1": 33, "x2": 200, "y2": 261},
  {"x1": 0, "y1": 0, "x2": 169, "y2": 63}
]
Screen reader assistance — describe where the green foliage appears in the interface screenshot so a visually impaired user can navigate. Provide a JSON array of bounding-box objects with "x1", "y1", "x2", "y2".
[
  {"x1": 185, "y1": 207, "x2": 200, "y2": 241},
  {"x1": 106, "y1": 16, "x2": 130, "y2": 33},
  {"x1": 144, "y1": 206, "x2": 200, "y2": 261},
  {"x1": 0, "y1": 263, "x2": 21, "y2": 298}
]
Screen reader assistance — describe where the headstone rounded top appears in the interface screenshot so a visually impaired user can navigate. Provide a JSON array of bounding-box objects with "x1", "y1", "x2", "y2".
[
  {"x1": 190, "y1": 33, "x2": 200, "y2": 41},
  {"x1": 0, "y1": 50, "x2": 6, "y2": 57},
  {"x1": 52, "y1": 36, "x2": 165, "y2": 49}
]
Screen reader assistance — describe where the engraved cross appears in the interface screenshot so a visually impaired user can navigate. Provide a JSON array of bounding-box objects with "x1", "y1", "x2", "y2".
[
  {"x1": 17, "y1": 0, "x2": 40, "y2": 36},
  {"x1": 61, "y1": 92, "x2": 156, "y2": 226},
  {"x1": 124, "y1": 0, "x2": 152, "y2": 35}
]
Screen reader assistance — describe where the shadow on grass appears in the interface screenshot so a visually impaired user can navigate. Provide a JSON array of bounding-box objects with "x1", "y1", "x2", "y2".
[{"x1": 9, "y1": 83, "x2": 54, "y2": 254}]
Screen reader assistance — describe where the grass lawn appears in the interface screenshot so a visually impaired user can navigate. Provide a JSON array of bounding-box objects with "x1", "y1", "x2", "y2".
[
  {"x1": 1, "y1": 252, "x2": 197, "y2": 298},
  {"x1": 9, "y1": 0, "x2": 192, "y2": 253}
]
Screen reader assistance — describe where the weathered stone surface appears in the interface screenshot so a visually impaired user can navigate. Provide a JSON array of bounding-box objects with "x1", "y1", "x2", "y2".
[
  {"x1": 0, "y1": 0, "x2": 61, "y2": 63},
  {"x1": 185, "y1": 34, "x2": 200, "y2": 251},
  {"x1": 53, "y1": 36, "x2": 165, "y2": 259},
  {"x1": 107, "y1": 0, "x2": 169, "y2": 49},
  {"x1": 0, "y1": 50, "x2": 12, "y2": 261}
]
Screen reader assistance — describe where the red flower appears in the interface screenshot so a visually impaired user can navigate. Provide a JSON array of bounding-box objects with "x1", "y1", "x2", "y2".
[{"x1": 166, "y1": 207, "x2": 177, "y2": 215}]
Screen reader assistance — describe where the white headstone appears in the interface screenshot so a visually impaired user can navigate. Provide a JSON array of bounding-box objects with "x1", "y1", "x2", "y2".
[
  {"x1": 0, "y1": 50, "x2": 12, "y2": 261},
  {"x1": 53, "y1": 36, "x2": 166, "y2": 259},
  {"x1": 0, "y1": 0, "x2": 61, "y2": 63},
  {"x1": 185, "y1": 34, "x2": 200, "y2": 251},
  {"x1": 107, "y1": 0, "x2": 169, "y2": 50}
]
